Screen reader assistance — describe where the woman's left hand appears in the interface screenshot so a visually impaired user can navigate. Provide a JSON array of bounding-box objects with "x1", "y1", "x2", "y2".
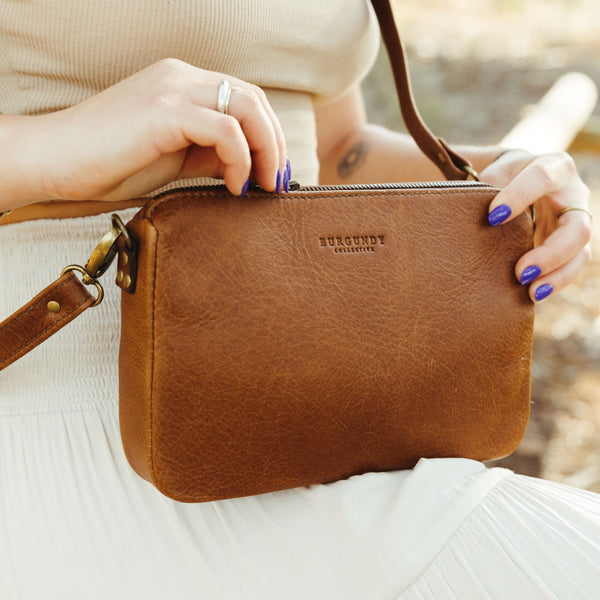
[{"x1": 480, "y1": 150, "x2": 593, "y2": 302}]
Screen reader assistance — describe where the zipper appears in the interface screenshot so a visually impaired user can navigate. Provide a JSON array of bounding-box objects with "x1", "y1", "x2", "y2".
[
  {"x1": 152, "y1": 180, "x2": 535, "y2": 229},
  {"x1": 288, "y1": 180, "x2": 494, "y2": 192},
  {"x1": 154, "y1": 179, "x2": 494, "y2": 200}
]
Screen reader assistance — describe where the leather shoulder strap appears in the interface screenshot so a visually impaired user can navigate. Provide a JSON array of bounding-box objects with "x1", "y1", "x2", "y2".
[
  {"x1": 0, "y1": 272, "x2": 95, "y2": 370},
  {"x1": 370, "y1": 0, "x2": 471, "y2": 180}
]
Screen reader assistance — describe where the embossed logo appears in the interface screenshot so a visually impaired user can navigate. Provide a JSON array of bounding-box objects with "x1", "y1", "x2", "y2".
[{"x1": 319, "y1": 234, "x2": 385, "y2": 254}]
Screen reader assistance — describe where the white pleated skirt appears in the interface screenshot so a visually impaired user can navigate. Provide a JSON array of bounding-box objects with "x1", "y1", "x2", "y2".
[{"x1": 1, "y1": 212, "x2": 600, "y2": 599}]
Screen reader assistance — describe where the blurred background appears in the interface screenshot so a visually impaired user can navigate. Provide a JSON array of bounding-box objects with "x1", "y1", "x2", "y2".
[{"x1": 362, "y1": 0, "x2": 600, "y2": 491}]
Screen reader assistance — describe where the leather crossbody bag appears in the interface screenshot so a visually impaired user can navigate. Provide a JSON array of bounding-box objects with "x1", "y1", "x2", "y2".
[{"x1": 0, "y1": 0, "x2": 534, "y2": 502}]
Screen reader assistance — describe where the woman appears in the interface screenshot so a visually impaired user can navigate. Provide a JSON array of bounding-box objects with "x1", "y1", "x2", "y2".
[{"x1": 0, "y1": 1, "x2": 596, "y2": 598}]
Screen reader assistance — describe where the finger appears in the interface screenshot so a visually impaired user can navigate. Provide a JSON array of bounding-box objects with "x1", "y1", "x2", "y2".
[
  {"x1": 178, "y1": 105, "x2": 251, "y2": 195},
  {"x1": 213, "y1": 81, "x2": 288, "y2": 192},
  {"x1": 190, "y1": 69, "x2": 288, "y2": 187},
  {"x1": 486, "y1": 152, "x2": 579, "y2": 226},
  {"x1": 479, "y1": 149, "x2": 534, "y2": 187},
  {"x1": 227, "y1": 86, "x2": 283, "y2": 192},
  {"x1": 185, "y1": 79, "x2": 285, "y2": 192},
  {"x1": 246, "y1": 84, "x2": 289, "y2": 190},
  {"x1": 145, "y1": 60, "x2": 286, "y2": 192},
  {"x1": 515, "y1": 209, "x2": 593, "y2": 283},
  {"x1": 528, "y1": 244, "x2": 592, "y2": 302}
]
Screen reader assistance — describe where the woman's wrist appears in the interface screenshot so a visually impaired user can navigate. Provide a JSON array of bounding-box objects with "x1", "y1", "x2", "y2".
[{"x1": 0, "y1": 114, "x2": 54, "y2": 212}]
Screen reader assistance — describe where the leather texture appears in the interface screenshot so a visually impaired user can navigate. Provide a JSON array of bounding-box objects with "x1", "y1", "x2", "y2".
[
  {"x1": 0, "y1": 0, "x2": 535, "y2": 503},
  {"x1": 0, "y1": 272, "x2": 94, "y2": 370},
  {"x1": 118, "y1": 185, "x2": 534, "y2": 502},
  {"x1": 115, "y1": 0, "x2": 534, "y2": 503}
]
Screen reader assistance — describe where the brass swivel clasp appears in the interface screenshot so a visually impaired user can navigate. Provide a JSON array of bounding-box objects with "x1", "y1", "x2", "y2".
[{"x1": 61, "y1": 214, "x2": 131, "y2": 307}]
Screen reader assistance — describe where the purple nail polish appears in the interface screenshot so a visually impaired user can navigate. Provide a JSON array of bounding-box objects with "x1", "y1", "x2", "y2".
[
  {"x1": 276, "y1": 169, "x2": 281, "y2": 194},
  {"x1": 520, "y1": 265, "x2": 541, "y2": 285},
  {"x1": 534, "y1": 283, "x2": 553, "y2": 302},
  {"x1": 240, "y1": 178, "x2": 250, "y2": 198},
  {"x1": 488, "y1": 204, "x2": 512, "y2": 227},
  {"x1": 286, "y1": 157, "x2": 291, "y2": 180},
  {"x1": 283, "y1": 167, "x2": 290, "y2": 193}
]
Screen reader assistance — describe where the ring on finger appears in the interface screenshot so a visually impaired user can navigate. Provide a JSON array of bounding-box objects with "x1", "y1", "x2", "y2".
[
  {"x1": 216, "y1": 80, "x2": 232, "y2": 115},
  {"x1": 216, "y1": 80, "x2": 242, "y2": 116},
  {"x1": 557, "y1": 206, "x2": 593, "y2": 224}
]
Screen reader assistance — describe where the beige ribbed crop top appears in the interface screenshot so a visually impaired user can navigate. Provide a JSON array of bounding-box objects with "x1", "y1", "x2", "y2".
[{"x1": 0, "y1": 0, "x2": 379, "y2": 185}]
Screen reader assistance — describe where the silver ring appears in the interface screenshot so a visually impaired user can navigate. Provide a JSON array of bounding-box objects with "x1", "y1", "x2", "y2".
[
  {"x1": 216, "y1": 80, "x2": 232, "y2": 115},
  {"x1": 557, "y1": 207, "x2": 593, "y2": 224}
]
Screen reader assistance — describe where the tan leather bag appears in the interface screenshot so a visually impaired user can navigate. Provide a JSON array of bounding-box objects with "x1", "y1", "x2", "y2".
[{"x1": 0, "y1": 0, "x2": 534, "y2": 502}]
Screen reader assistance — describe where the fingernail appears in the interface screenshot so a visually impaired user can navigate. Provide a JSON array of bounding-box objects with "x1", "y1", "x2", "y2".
[
  {"x1": 534, "y1": 283, "x2": 553, "y2": 302},
  {"x1": 520, "y1": 265, "x2": 541, "y2": 285},
  {"x1": 285, "y1": 158, "x2": 292, "y2": 192},
  {"x1": 488, "y1": 204, "x2": 512, "y2": 227},
  {"x1": 283, "y1": 167, "x2": 290, "y2": 193},
  {"x1": 240, "y1": 178, "x2": 250, "y2": 198},
  {"x1": 276, "y1": 169, "x2": 281, "y2": 194}
]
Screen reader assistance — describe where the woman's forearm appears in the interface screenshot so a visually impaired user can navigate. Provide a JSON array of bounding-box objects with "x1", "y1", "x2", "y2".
[
  {"x1": 318, "y1": 123, "x2": 504, "y2": 185},
  {"x1": 0, "y1": 115, "x2": 50, "y2": 213}
]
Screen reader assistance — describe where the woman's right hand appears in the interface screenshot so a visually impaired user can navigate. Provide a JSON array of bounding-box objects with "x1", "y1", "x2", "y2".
[{"x1": 9, "y1": 59, "x2": 287, "y2": 206}]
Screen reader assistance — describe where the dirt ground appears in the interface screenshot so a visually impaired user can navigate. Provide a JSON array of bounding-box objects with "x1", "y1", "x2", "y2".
[{"x1": 363, "y1": 0, "x2": 600, "y2": 491}]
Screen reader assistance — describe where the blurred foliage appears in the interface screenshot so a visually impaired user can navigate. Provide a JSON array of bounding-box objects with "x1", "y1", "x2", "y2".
[{"x1": 365, "y1": 0, "x2": 600, "y2": 143}]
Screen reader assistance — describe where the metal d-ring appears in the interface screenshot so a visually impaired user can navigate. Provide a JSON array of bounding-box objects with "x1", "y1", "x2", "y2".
[
  {"x1": 61, "y1": 264, "x2": 104, "y2": 307},
  {"x1": 462, "y1": 165, "x2": 481, "y2": 181},
  {"x1": 111, "y1": 213, "x2": 133, "y2": 250}
]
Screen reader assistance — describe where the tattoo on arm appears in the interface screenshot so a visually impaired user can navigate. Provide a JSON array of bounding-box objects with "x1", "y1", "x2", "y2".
[{"x1": 337, "y1": 140, "x2": 370, "y2": 180}]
